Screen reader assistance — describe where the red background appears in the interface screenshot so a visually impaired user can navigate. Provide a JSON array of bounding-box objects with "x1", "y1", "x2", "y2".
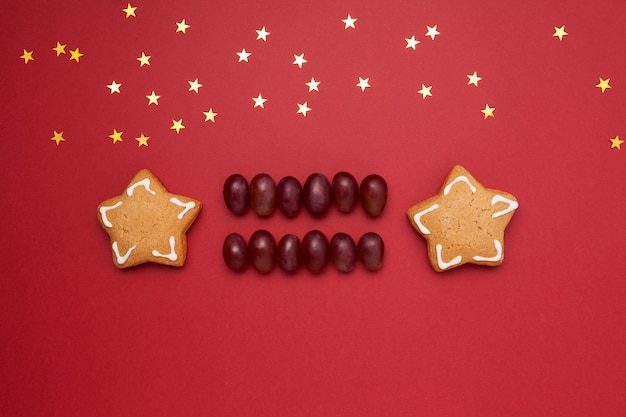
[{"x1": 2, "y1": 0, "x2": 625, "y2": 415}]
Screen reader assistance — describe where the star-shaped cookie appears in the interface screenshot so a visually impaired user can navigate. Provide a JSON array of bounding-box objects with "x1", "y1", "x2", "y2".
[
  {"x1": 407, "y1": 165, "x2": 518, "y2": 272},
  {"x1": 97, "y1": 169, "x2": 202, "y2": 269}
]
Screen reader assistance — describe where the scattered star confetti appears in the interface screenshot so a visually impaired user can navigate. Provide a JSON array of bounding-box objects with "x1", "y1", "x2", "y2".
[
  {"x1": 342, "y1": 14, "x2": 357, "y2": 29},
  {"x1": 109, "y1": 129, "x2": 123, "y2": 144},
  {"x1": 146, "y1": 91, "x2": 161, "y2": 105},
  {"x1": 253, "y1": 94, "x2": 267, "y2": 108},
  {"x1": 136, "y1": 133, "x2": 150, "y2": 147},
  {"x1": 481, "y1": 104, "x2": 495, "y2": 119},
  {"x1": 467, "y1": 71, "x2": 482, "y2": 86},
  {"x1": 405, "y1": 36, "x2": 420, "y2": 49},
  {"x1": 176, "y1": 19, "x2": 190, "y2": 33},
  {"x1": 357, "y1": 77, "x2": 371, "y2": 91},
  {"x1": 69, "y1": 48, "x2": 83, "y2": 62},
  {"x1": 52, "y1": 42, "x2": 66, "y2": 56},
  {"x1": 418, "y1": 84, "x2": 433, "y2": 99},
  {"x1": 306, "y1": 77, "x2": 321, "y2": 92},
  {"x1": 137, "y1": 52, "x2": 151, "y2": 67},
  {"x1": 553, "y1": 25, "x2": 568, "y2": 41},
  {"x1": 237, "y1": 49, "x2": 251, "y2": 62},
  {"x1": 256, "y1": 27, "x2": 270, "y2": 41},
  {"x1": 425, "y1": 25, "x2": 440, "y2": 40},
  {"x1": 107, "y1": 81, "x2": 122, "y2": 94},
  {"x1": 123, "y1": 4, "x2": 137, "y2": 18},
  {"x1": 188, "y1": 78, "x2": 202, "y2": 93},
  {"x1": 297, "y1": 102, "x2": 311, "y2": 117},
  {"x1": 609, "y1": 136, "x2": 623, "y2": 150},
  {"x1": 203, "y1": 109, "x2": 218, "y2": 122},
  {"x1": 293, "y1": 53, "x2": 307, "y2": 68},
  {"x1": 171, "y1": 119, "x2": 185, "y2": 133},
  {"x1": 51, "y1": 131, "x2": 65, "y2": 145},
  {"x1": 20, "y1": 49, "x2": 34, "y2": 64},
  {"x1": 596, "y1": 77, "x2": 611, "y2": 93}
]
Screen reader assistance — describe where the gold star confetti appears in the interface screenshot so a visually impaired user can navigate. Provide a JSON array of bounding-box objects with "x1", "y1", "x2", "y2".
[
  {"x1": 203, "y1": 109, "x2": 218, "y2": 122},
  {"x1": 20, "y1": 49, "x2": 34, "y2": 64},
  {"x1": 425, "y1": 25, "x2": 440, "y2": 40},
  {"x1": 256, "y1": 26, "x2": 270, "y2": 41},
  {"x1": 596, "y1": 77, "x2": 611, "y2": 93},
  {"x1": 357, "y1": 77, "x2": 371, "y2": 91},
  {"x1": 107, "y1": 81, "x2": 122, "y2": 94},
  {"x1": 553, "y1": 25, "x2": 568, "y2": 41},
  {"x1": 236, "y1": 49, "x2": 251, "y2": 62},
  {"x1": 171, "y1": 119, "x2": 185, "y2": 133},
  {"x1": 405, "y1": 36, "x2": 420, "y2": 49},
  {"x1": 306, "y1": 77, "x2": 321, "y2": 92},
  {"x1": 342, "y1": 14, "x2": 357, "y2": 29},
  {"x1": 146, "y1": 91, "x2": 160, "y2": 105},
  {"x1": 481, "y1": 104, "x2": 495, "y2": 119},
  {"x1": 176, "y1": 19, "x2": 190, "y2": 33},
  {"x1": 467, "y1": 71, "x2": 482, "y2": 86},
  {"x1": 51, "y1": 131, "x2": 65, "y2": 145},
  {"x1": 418, "y1": 84, "x2": 433, "y2": 99},
  {"x1": 137, "y1": 52, "x2": 151, "y2": 67},
  {"x1": 123, "y1": 4, "x2": 137, "y2": 18},
  {"x1": 188, "y1": 78, "x2": 202, "y2": 93},
  {"x1": 135, "y1": 133, "x2": 150, "y2": 147},
  {"x1": 609, "y1": 136, "x2": 623, "y2": 150},
  {"x1": 297, "y1": 102, "x2": 311, "y2": 117},
  {"x1": 253, "y1": 94, "x2": 267, "y2": 108},
  {"x1": 69, "y1": 48, "x2": 83, "y2": 62},
  {"x1": 52, "y1": 42, "x2": 66, "y2": 56},
  {"x1": 109, "y1": 130, "x2": 123, "y2": 144},
  {"x1": 293, "y1": 53, "x2": 307, "y2": 68}
]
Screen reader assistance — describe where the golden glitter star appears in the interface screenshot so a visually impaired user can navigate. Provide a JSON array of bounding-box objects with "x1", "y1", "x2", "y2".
[
  {"x1": 297, "y1": 102, "x2": 311, "y2": 117},
  {"x1": 481, "y1": 104, "x2": 495, "y2": 119},
  {"x1": 609, "y1": 136, "x2": 623, "y2": 150},
  {"x1": 596, "y1": 77, "x2": 611, "y2": 93},
  {"x1": 253, "y1": 94, "x2": 267, "y2": 108},
  {"x1": 135, "y1": 133, "x2": 150, "y2": 147},
  {"x1": 425, "y1": 25, "x2": 440, "y2": 40},
  {"x1": 20, "y1": 49, "x2": 34, "y2": 64},
  {"x1": 109, "y1": 129, "x2": 123, "y2": 144},
  {"x1": 146, "y1": 91, "x2": 160, "y2": 105},
  {"x1": 418, "y1": 84, "x2": 433, "y2": 99},
  {"x1": 553, "y1": 25, "x2": 568, "y2": 41},
  {"x1": 467, "y1": 71, "x2": 482, "y2": 86},
  {"x1": 69, "y1": 48, "x2": 83, "y2": 62},
  {"x1": 52, "y1": 42, "x2": 66, "y2": 56},
  {"x1": 188, "y1": 78, "x2": 202, "y2": 93},
  {"x1": 176, "y1": 19, "x2": 190, "y2": 33},
  {"x1": 203, "y1": 109, "x2": 218, "y2": 122},
  {"x1": 357, "y1": 77, "x2": 371, "y2": 91},
  {"x1": 171, "y1": 119, "x2": 185, "y2": 133},
  {"x1": 342, "y1": 14, "x2": 357, "y2": 29},
  {"x1": 137, "y1": 52, "x2": 151, "y2": 67},
  {"x1": 51, "y1": 131, "x2": 65, "y2": 145},
  {"x1": 123, "y1": 3, "x2": 137, "y2": 18},
  {"x1": 107, "y1": 81, "x2": 122, "y2": 94},
  {"x1": 306, "y1": 77, "x2": 321, "y2": 92},
  {"x1": 256, "y1": 26, "x2": 270, "y2": 41}
]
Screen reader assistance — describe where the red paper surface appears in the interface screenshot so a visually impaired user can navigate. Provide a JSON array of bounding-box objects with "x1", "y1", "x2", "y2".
[{"x1": 2, "y1": 0, "x2": 626, "y2": 415}]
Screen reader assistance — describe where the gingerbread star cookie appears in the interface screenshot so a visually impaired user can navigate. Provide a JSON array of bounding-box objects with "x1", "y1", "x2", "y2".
[
  {"x1": 407, "y1": 165, "x2": 518, "y2": 272},
  {"x1": 97, "y1": 169, "x2": 202, "y2": 269}
]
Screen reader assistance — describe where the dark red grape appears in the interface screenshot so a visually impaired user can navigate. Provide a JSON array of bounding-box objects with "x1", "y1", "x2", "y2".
[
  {"x1": 223, "y1": 174, "x2": 249, "y2": 215},
  {"x1": 360, "y1": 174, "x2": 387, "y2": 217},
  {"x1": 276, "y1": 176, "x2": 302, "y2": 217},
  {"x1": 248, "y1": 229, "x2": 276, "y2": 274},
  {"x1": 303, "y1": 173, "x2": 331, "y2": 217},
  {"x1": 249, "y1": 173, "x2": 276, "y2": 217},
  {"x1": 357, "y1": 232, "x2": 384, "y2": 271},
  {"x1": 330, "y1": 232, "x2": 357, "y2": 273},
  {"x1": 277, "y1": 234, "x2": 301, "y2": 273},
  {"x1": 331, "y1": 172, "x2": 359, "y2": 213},
  {"x1": 223, "y1": 233, "x2": 248, "y2": 272},
  {"x1": 301, "y1": 230, "x2": 329, "y2": 274}
]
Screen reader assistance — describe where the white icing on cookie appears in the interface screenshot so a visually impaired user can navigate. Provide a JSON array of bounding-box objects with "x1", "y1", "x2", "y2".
[
  {"x1": 99, "y1": 201, "x2": 122, "y2": 228},
  {"x1": 152, "y1": 236, "x2": 178, "y2": 261},
  {"x1": 491, "y1": 195, "x2": 519, "y2": 219},
  {"x1": 112, "y1": 241, "x2": 136, "y2": 265},
  {"x1": 413, "y1": 203, "x2": 439, "y2": 235},
  {"x1": 436, "y1": 244, "x2": 462, "y2": 270},
  {"x1": 169, "y1": 197, "x2": 196, "y2": 219},
  {"x1": 472, "y1": 239, "x2": 503, "y2": 262},
  {"x1": 126, "y1": 178, "x2": 156, "y2": 197},
  {"x1": 443, "y1": 175, "x2": 477, "y2": 196}
]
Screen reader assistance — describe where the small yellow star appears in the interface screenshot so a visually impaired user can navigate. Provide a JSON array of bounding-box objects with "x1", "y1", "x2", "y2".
[
  {"x1": 553, "y1": 25, "x2": 568, "y2": 41},
  {"x1": 481, "y1": 104, "x2": 495, "y2": 119},
  {"x1": 137, "y1": 52, "x2": 151, "y2": 67},
  {"x1": 20, "y1": 49, "x2": 34, "y2": 64},
  {"x1": 176, "y1": 19, "x2": 190, "y2": 33},
  {"x1": 146, "y1": 91, "x2": 161, "y2": 105},
  {"x1": 123, "y1": 3, "x2": 137, "y2": 18},
  {"x1": 107, "y1": 81, "x2": 122, "y2": 94},
  {"x1": 609, "y1": 136, "x2": 624, "y2": 150},
  {"x1": 135, "y1": 133, "x2": 150, "y2": 147},
  {"x1": 203, "y1": 109, "x2": 218, "y2": 122},
  {"x1": 596, "y1": 77, "x2": 611, "y2": 93},
  {"x1": 69, "y1": 48, "x2": 83, "y2": 62},
  {"x1": 418, "y1": 84, "x2": 433, "y2": 99},
  {"x1": 109, "y1": 129, "x2": 123, "y2": 144},
  {"x1": 188, "y1": 78, "x2": 202, "y2": 93},
  {"x1": 171, "y1": 119, "x2": 185, "y2": 133},
  {"x1": 51, "y1": 131, "x2": 65, "y2": 145},
  {"x1": 52, "y1": 42, "x2": 66, "y2": 56},
  {"x1": 467, "y1": 71, "x2": 482, "y2": 86}
]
